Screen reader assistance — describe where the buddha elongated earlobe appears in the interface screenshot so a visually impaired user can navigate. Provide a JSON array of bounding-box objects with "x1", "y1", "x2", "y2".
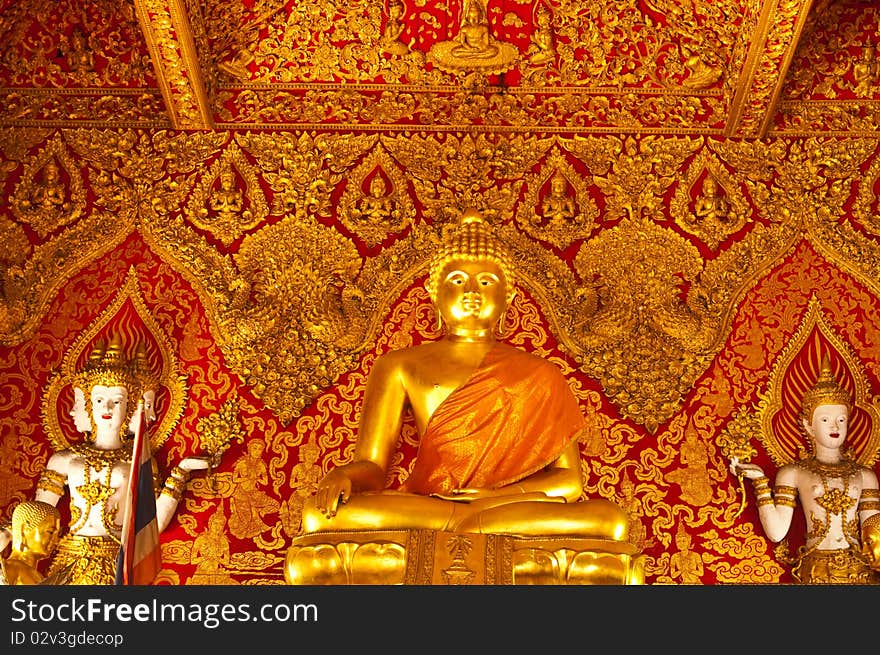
[{"x1": 495, "y1": 310, "x2": 507, "y2": 338}]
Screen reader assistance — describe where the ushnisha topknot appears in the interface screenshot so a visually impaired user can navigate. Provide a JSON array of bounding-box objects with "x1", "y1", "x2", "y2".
[
  {"x1": 426, "y1": 207, "x2": 516, "y2": 305},
  {"x1": 800, "y1": 354, "x2": 851, "y2": 426}
]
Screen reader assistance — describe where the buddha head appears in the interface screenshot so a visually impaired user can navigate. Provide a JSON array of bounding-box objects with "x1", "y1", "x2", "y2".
[
  {"x1": 11, "y1": 500, "x2": 61, "y2": 558},
  {"x1": 427, "y1": 208, "x2": 516, "y2": 337},
  {"x1": 800, "y1": 355, "x2": 851, "y2": 453}
]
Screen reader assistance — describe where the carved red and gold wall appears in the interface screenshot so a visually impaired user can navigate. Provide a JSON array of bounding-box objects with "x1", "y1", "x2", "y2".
[{"x1": 1, "y1": 0, "x2": 880, "y2": 585}]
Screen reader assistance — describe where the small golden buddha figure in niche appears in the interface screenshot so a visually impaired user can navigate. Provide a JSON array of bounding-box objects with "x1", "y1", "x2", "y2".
[
  {"x1": 853, "y1": 45, "x2": 878, "y2": 97},
  {"x1": 25, "y1": 160, "x2": 67, "y2": 213},
  {"x1": 452, "y1": 0, "x2": 499, "y2": 60},
  {"x1": 303, "y1": 208, "x2": 629, "y2": 541},
  {"x1": 380, "y1": 0, "x2": 410, "y2": 56},
  {"x1": 67, "y1": 27, "x2": 95, "y2": 79},
  {"x1": 354, "y1": 175, "x2": 393, "y2": 223},
  {"x1": 540, "y1": 171, "x2": 575, "y2": 226},
  {"x1": 0, "y1": 501, "x2": 61, "y2": 585},
  {"x1": 693, "y1": 175, "x2": 730, "y2": 224},
  {"x1": 730, "y1": 357, "x2": 880, "y2": 583},
  {"x1": 208, "y1": 169, "x2": 249, "y2": 223}
]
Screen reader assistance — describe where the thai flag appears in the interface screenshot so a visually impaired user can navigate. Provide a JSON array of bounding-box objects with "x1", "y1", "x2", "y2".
[{"x1": 115, "y1": 401, "x2": 161, "y2": 585}]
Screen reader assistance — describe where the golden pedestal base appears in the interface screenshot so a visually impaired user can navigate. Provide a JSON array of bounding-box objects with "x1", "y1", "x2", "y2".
[{"x1": 285, "y1": 529, "x2": 645, "y2": 585}]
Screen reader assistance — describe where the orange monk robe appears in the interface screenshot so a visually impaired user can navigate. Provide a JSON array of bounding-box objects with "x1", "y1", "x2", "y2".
[{"x1": 401, "y1": 343, "x2": 587, "y2": 495}]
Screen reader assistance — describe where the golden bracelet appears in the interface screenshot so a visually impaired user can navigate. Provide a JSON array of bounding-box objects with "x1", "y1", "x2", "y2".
[
  {"x1": 160, "y1": 485, "x2": 184, "y2": 501},
  {"x1": 776, "y1": 497, "x2": 797, "y2": 508},
  {"x1": 858, "y1": 500, "x2": 880, "y2": 512},
  {"x1": 774, "y1": 485, "x2": 796, "y2": 496},
  {"x1": 751, "y1": 476, "x2": 770, "y2": 489},
  {"x1": 757, "y1": 497, "x2": 774, "y2": 507},
  {"x1": 170, "y1": 465, "x2": 190, "y2": 482},
  {"x1": 861, "y1": 488, "x2": 880, "y2": 499}
]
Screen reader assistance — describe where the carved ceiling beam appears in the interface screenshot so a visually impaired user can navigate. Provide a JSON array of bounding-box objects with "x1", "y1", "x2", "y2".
[
  {"x1": 725, "y1": 0, "x2": 815, "y2": 138},
  {"x1": 133, "y1": 0, "x2": 214, "y2": 130}
]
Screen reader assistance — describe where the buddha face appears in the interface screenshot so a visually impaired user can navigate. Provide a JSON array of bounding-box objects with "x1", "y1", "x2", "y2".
[
  {"x1": 435, "y1": 257, "x2": 507, "y2": 336},
  {"x1": 90, "y1": 384, "x2": 129, "y2": 437},
  {"x1": 804, "y1": 402, "x2": 849, "y2": 451},
  {"x1": 24, "y1": 514, "x2": 61, "y2": 557}
]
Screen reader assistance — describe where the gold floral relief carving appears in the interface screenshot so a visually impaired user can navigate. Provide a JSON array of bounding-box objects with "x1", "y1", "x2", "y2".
[
  {"x1": 380, "y1": 132, "x2": 552, "y2": 221},
  {"x1": 514, "y1": 147, "x2": 598, "y2": 250},
  {"x1": 238, "y1": 131, "x2": 379, "y2": 218},
  {"x1": 0, "y1": 0, "x2": 155, "y2": 88},
  {"x1": 225, "y1": 212, "x2": 368, "y2": 423},
  {"x1": 771, "y1": 101, "x2": 880, "y2": 137},
  {"x1": 185, "y1": 142, "x2": 268, "y2": 246},
  {"x1": 213, "y1": 86, "x2": 727, "y2": 132},
  {"x1": 10, "y1": 134, "x2": 85, "y2": 237},
  {"x1": 567, "y1": 135, "x2": 702, "y2": 220},
  {"x1": 670, "y1": 149, "x2": 751, "y2": 251},
  {"x1": 702, "y1": 525, "x2": 785, "y2": 583},
  {"x1": 337, "y1": 145, "x2": 416, "y2": 247},
  {"x1": 7, "y1": 130, "x2": 880, "y2": 435}
]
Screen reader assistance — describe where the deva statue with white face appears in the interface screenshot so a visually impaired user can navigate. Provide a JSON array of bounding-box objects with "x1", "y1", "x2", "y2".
[
  {"x1": 731, "y1": 357, "x2": 880, "y2": 583},
  {"x1": 1, "y1": 336, "x2": 210, "y2": 584}
]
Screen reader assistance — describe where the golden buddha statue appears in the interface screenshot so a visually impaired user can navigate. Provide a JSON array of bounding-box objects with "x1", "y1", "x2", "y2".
[
  {"x1": 288, "y1": 208, "x2": 641, "y2": 585},
  {"x1": 0, "y1": 501, "x2": 61, "y2": 585},
  {"x1": 730, "y1": 356, "x2": 880, "y2": 583}
]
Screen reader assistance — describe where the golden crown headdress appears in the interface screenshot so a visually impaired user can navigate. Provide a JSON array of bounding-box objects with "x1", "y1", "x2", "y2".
[
  {"x1": 426, "y1": 207, "x2": 516, "y2": 304},
  {"x1": 800, "y1": 354, "x2": 851, "y2": 425},
  {"x1": 73, "y1": 333, "x2": 158, "y2": 401}
]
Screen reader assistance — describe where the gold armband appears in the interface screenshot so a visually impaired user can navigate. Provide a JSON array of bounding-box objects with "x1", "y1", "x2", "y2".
[
  {"x1": 859, "y1": 488, "x2": 880, "y2": 513},
  {"x1": 37, "y1": 469, "x2": 66, "y2": 496},
  {"x1": 757, "y1": 496, "x2": 775, "y2": 507},
  {"x1": 751, "y1": 475, "x2": 770, "y2": 490},
  {"x1": 773, "y1": 485, "x2": 796, "y2": 507}
]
